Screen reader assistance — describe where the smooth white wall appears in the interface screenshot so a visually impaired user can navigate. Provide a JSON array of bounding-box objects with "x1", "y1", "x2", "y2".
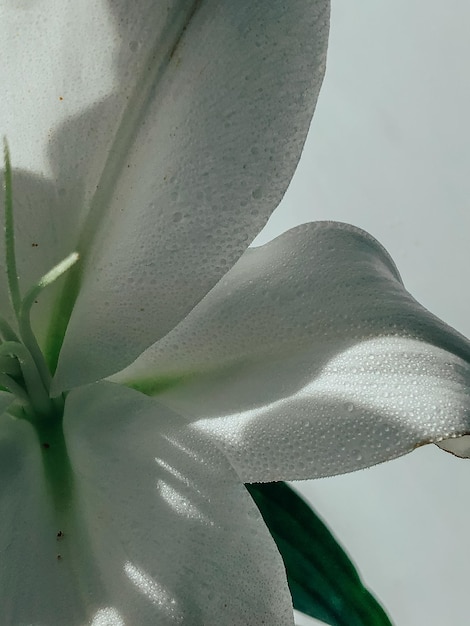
[{"x1": 257, "y1": 2, "x2": 470, "y2": 624}]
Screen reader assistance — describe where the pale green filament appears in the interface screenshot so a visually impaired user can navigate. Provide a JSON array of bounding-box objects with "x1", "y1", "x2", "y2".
[
  {"x1": 0, "y1": 317, "x2": 19, "y2": 342},
  {"x1": 0, "y1": 342, "x2": 52, "y2": 416},
  {"x1": 19, "y1": 252, "x2": 79, "y2": 390},
  {"x1": 2, "y1": 140, "x2": 79, "y2": 421},
  {"x1": 0, "y1": 373, "x2": 32, "y2": 407},
  {"x1": 0, "y1": 355, "x2": 21, "y2": 376},
  {"x1": 3, "y1": 139, "x2": 21, "y2": 316}
]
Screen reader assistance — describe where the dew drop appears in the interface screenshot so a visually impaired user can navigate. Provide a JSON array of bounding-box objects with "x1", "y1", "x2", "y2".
[{"x1": 353, "y1": 449, "x2": 363, "y2": 462}]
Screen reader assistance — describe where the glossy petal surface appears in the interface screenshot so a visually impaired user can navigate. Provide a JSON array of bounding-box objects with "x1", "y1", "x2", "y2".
[
  {"x1": 117, "y1": 222, "x2": 470, "y2": 481},
  {"x1": 0, "y1": 383, "x2": 293, "y2": 624},
  {"x1": 34, "y1": 0, "x2": 330, "y2": 390}
]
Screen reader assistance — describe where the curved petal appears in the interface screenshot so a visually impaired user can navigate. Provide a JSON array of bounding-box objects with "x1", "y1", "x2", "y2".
[
  {"x1": 47, "y1": 0, "x2": 330, "y2": 390},
  {"x1": 116, "y1": 222, "x2": 470, "y2": 481},
  {"x1": 0, "y1": 382, "x2": 294, "y2": 624},
  {"x1": 2, "y1": 1, "x2": 231, "y2": 314}
]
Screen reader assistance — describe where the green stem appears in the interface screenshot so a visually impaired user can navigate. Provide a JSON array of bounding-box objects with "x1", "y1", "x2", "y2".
[
  {"x1": 19, "y1": 253, "x2": 79, "y2": 390},
  {"x1": 35, "y1": 417, "x2": 75, "y2": 514}
]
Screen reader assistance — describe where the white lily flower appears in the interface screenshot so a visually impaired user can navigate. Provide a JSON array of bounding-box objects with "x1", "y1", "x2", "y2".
[{"x1": 1, "y1": 1, "x2": 469, "y2": 624}]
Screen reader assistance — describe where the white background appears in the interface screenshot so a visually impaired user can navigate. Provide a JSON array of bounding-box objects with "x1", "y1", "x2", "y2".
[{"x1": 257, "y1": 1, "x2": 470, "y2": 625}]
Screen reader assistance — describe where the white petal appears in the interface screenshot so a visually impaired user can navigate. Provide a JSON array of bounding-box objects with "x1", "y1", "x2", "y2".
[
  {"x1": 0, "y1": 382, "x2": 294, "y2": 624},
  {"x1": 116, "y1": 222, "x2": 470, "y2": 481},
  {"x1": 0, "y1": 415, "x2": 91, "y2": 620},
  {"x1": 46, "y1": 0, "x2": 330, "y2": 389},
  {"x1": 0, "y1": 0, "x2": 122, "y2": 343},
  {"x1": 436, "y1": 435, "x2": 470, "y2": 458}
]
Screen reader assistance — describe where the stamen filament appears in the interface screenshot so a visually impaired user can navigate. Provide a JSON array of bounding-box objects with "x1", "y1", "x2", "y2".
[
  {"x1": 22, "y1": 252, "x2": 79, "y2": 314},
  {"x1": 0, "y1": 317, "x2": 19, "y2": 342},
  {"x1": 0, "y1": 372, "x2": 33, "y2": 407},
  {"x1": 0, "y1": 355, "x2": 21, "y2": 376},
  {"x1": 0, "y1": 341, "x2": 52, "y2": 417},
  {"x1": 19, "y1": 252, "x2": 79, "y2": 391},
  {"x1": 1, "y1": 144, "x2": 79, "y2": 422},
  {"x1": 3, "y1": 139, "x2": 21, "y2": 317}
]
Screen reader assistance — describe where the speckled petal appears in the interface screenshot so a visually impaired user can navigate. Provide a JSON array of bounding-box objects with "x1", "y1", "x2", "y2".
[
  {"x1": 116, "y1": 222, "x2": 470, "y2": 481},
  {"x1": 0, "y1": 382, "x2": 294, "y2": 624},
  {"x1": 48, "y1": 0, "x2": 330, "y2": 391}
]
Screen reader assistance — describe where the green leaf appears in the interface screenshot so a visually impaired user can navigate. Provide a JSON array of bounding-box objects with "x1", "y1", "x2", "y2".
[{"x1": 246, "y1": 481, "x2": 393, "y2": 626}]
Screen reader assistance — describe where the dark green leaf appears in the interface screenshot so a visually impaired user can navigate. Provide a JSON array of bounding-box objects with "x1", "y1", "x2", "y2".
[{"x1": 246, "y1": 481, "x2": 393, "y2": 626}]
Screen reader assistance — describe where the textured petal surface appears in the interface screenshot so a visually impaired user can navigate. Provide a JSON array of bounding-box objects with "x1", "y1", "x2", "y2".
[
  {"x1": 39, "y1": 0, "x2": 331, "y2": 390},
  {"x1": 0, "y1": 0, "x2": 123, "y2": 341},
  {"x1": 0, "y1": 382, "x2": 294, "y2": 625},
  {"x1": 116, "y1": 222, "x2": 470, "y2": 481}
]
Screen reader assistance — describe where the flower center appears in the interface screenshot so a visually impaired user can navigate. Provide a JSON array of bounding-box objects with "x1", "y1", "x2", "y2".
[{"x1": 0, "y1": 140, "x2": 79, "y2": 423}]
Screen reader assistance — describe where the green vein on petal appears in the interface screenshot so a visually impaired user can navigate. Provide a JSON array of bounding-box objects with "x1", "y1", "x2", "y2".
[
  {"x1": 44, "y1": 1, "x2": 207, "y2": 377},
  {"x1": 124, "y1": 373, "x2": 190, "y2": 397},
  {"x1": 44, "y1": 263, "x2": 83, "y2": 375}
]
